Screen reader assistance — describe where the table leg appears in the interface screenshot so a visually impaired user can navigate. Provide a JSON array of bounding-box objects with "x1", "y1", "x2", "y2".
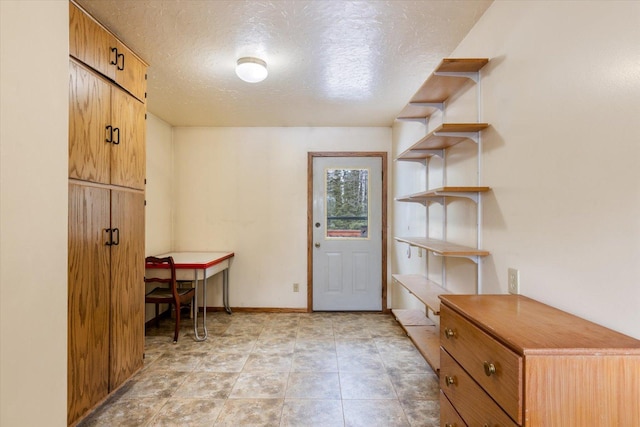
[
  {"x1": 193, "y1": 268, "x2": 207, "y2": 341},
  {"x1": 201, "y1": 267, "x2": 208, "y2": 336},
  {"x1": 223, "y1": 268, "x2": 232, "y2": 314}
]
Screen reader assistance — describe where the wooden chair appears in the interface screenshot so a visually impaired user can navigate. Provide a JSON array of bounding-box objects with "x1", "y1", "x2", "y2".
[{"x1": 144, "y1": 256, "x2": 195, "y2": 342}]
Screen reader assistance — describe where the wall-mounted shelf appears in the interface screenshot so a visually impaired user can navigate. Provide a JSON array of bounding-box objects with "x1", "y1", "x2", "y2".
[
  {"x1": 395, "y1": 237, "x2": 489, "y2": 259},
  {"x1": 392, "y1": 274, "x2": 450, "y2": 315},
  {"x1": 403, "y1": 323, "x2": 440, "y2": 373},
  {"x1": 391, "y1": 275, "x2": 450, "y2": 372},
  {"x1": 396, "y1": 123, "x2": 489, "y2": 161},
  {"x1": 391, "y1": 308, "x2": 436, "y2": 326},
  {"x1": 396, "y1": 186, "x2": 491, "y2": 204},
  {"x1": 397, "y1": 58, "x2": 489, "y2": 121},
  {"x1": 392, "y1": 57, "x2": 490, "y2": 374}
]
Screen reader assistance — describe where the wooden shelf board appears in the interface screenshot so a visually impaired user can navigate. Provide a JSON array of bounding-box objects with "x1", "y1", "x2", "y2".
[
  {"x1": 392, "y1": 308, "x2": 436, "y2": 326},
  {"x1": 395, "y1": 236, "x2": 490, "y2": 257},
  {"x1": 396, "y1": 123, "x2": 489, "y2": 160},
  {"x1": 396, "y1": 186, "x2": 491, "y2": 203},
  {"x1": 415, "y1": 123, "x2": 489, "y2": 150},
  {"x1": 397, "y1": 58, "x2": 489, "y2": 120},
  {"x1": 436, "y1": 58, "x2": 489, "y2": 73},
  {"x1": 405, "y1": 325, "x2": 441, "y2": 373},
  {"x1": 392, "y1": 274, "x2": 449, "y2": 314},
  {"x1": 395, "y1": 149, "x2": 440, "y2": 161}
]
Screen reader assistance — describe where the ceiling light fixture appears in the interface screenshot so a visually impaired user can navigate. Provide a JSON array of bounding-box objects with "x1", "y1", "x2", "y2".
[{"x1": 235, "y1": 57, "x2": 268, "y2": 83}]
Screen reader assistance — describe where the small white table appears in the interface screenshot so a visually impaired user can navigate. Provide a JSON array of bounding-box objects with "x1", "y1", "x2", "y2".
[{"x1": 145, "y1": 251, "x2": 234, "y2": 341}]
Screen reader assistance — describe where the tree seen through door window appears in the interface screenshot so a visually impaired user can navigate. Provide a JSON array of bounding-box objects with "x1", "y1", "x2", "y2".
[{"x1": 325, "y1": 168, "x2": 369, "y2": 238}]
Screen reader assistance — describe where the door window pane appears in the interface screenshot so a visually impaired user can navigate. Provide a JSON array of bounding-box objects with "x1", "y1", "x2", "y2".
[{"x1": 325, "y1": 168, "x2": 369, "y2": 239}]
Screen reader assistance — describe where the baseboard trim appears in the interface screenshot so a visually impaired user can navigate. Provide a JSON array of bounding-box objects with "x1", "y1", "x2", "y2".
[
  {"x1": 202, "y1": 306, "x2": 309, "y2": 313},
  {"x1": 201, "y1": 307, "x2": 390, "y2": 314}
]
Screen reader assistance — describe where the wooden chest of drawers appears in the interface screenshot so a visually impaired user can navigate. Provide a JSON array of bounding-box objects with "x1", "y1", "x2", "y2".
[{"x1": 439, "y1": 294, "x2": 640, "y2": 426}]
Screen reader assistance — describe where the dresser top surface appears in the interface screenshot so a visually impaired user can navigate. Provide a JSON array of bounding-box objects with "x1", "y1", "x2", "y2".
[{"x1": 440, "y1": 294, "x2": 640, "y2": 355}]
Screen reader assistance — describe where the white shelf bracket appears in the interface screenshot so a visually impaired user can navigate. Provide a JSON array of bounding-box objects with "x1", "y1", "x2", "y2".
[
  {"x1": 460, "y1": 254, "x2": 481, "y2": 264},
  {"x1": 428, "y1": 196, "x2": 446, "y2": 206},
  {"x1": 408, "y1": 101, "x2": 444, "y2": 111},
  {"x1": 434, "y1": 71, "x2": 479, "y2": 83},
  {"x1": 436, "y1": 192, "x2": 480, "y2": 203},
  {"x1": 401, "y1": 197, "x2": 428, "y2": 206},
  {"x1": 426, "y1": 149, "x2": 445, "y2": 159},
  {"x1": 433, "y1": 131, "x2": 480, "y2": 144},
  {"x1": 433, "y1": 252, "x2": 480, "y2": 264},
  {"x1": 396, "y1": 117, "x2": 428, "y2": 125}
]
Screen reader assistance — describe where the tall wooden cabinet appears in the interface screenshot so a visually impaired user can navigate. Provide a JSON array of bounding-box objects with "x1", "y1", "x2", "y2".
[{"x1": 67, "y1": 2, "x2": 147, "y2": 425}]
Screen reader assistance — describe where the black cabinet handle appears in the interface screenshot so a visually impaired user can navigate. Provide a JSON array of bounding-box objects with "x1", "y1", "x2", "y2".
[
  {"x1": 113, "y1": 127, "x2": 120, "y2": 145},
  {"x1": 105, "y1": 228, "x2": 113, "y2": 246},
  {"x1": 117, "y1": 53, "x2": 125, "y2": 71},
  {"x1": 112, "y1": 228, "x2": 120, "y2": 246},
  {"x1": 110, "y1": 47, "x2": 118, "y2": 66},
  {"x1": 105, "y1": 125, "x2": 113, "y2": 143}
]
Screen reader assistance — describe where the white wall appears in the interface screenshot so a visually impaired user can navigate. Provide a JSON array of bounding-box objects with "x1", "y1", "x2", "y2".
[
  {"x1": 170, "y1": 127, "x2": 391, "y2": 309},
  {"x1": 392, "y1": 1, "x2": 640, "y2": 339},
  {"x1": 144, "y1": 113, "x2": 174, "y2": 321},
  {"x1": 145, "y1": 113, "x2": 174, "y2": 255},
  {"x1": 0, "y1": 1, "x2": 69, "y2": 425}
]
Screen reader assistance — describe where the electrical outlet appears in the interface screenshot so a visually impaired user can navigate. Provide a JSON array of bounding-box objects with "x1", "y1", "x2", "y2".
[
  {"x1": 508, "y1": 268, "x2": 520, "y2": 294},
  {"x1": 293, "y1": 283, "x2": 299, "y2": 292}
]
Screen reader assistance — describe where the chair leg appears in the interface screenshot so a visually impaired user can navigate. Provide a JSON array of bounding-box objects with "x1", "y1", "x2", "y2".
[
  {"x1": 155, "y1": 304, "x2": 159, "y2": 328},
  {"x1": 173, "y1": 302, "x2": 180, "y2": 343}
]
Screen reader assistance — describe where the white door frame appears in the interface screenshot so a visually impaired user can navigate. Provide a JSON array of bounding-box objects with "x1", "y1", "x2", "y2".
[{"x1": 307, "y1": 151, "x2": 388, "y2": 312}]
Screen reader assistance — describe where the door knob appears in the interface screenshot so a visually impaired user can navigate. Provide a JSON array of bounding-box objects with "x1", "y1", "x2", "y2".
[{"x1": 315, "y1": 242, "x2": 320, "y2": 248}]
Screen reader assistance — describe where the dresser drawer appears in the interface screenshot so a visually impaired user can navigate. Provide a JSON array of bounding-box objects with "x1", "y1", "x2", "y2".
[
  {"x1": 440, "y1": 349, "x2": 518, "y2": 427},
  {"x1": 440, "y1": 390, "x2": 466, "y2": 427},
  {"x1": 440, "y1": 305, "x2": 523, "y2": 424}
]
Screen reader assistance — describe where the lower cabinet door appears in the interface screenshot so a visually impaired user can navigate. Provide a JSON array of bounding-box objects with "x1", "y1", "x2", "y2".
[
  {"x1": 109, "y1": 189, "x2": 145, "y2": 390},
  {"x1": 68, "y1": 184, "x2": 111, "y2": 425},
  {"x1": 440, "y1": 349, "x2": 518, "y2": 427}
]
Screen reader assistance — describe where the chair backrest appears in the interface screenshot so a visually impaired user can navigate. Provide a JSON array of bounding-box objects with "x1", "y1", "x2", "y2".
[{"x1": 144, "y1": 256, "x2": 178, "y2": 299}]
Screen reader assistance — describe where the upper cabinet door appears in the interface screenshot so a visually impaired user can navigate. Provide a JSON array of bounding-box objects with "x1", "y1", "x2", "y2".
[
  {"x1": 69, "y1": 2, "x2": 116, "y2": 80},
  {"x1": 69, "y1": 60, "x2": 111, "y2": 184},
  {"x1": 114, "y1": 40, "x2": 147, "y2": 103},
  {"x1": 70, "y1": 2, "x2": 147, "y2": 103},
  {"x1": 110, "y1": 87, "x2": 146, "y2": 190}
]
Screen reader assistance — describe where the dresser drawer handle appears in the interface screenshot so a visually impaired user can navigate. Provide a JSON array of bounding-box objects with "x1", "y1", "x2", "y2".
[
  {"x1": 444, "y1": 375, "x2": 456, "y2": 386},
  {"x1": 445, "y1": 424, "x2": 457, "y2": 427},
  {"x1": 444, "y1": 328, "x2": 455, "y2": 339},
  {"x1": 483, "y1": 361, "x2": 496, "y2": 376}
]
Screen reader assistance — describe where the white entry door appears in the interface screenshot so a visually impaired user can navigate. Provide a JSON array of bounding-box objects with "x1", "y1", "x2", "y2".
[{"x1": 312, "y1": 156, "x2": 382, "y2": 311}]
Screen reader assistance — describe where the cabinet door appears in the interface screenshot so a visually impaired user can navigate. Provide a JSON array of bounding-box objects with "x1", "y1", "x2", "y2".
[
  {"x1": 69, "y1": 60, "x2": 111, "y2": 184},
  {"x1": 69, "y1": 2, "x2": 116, "y2": 80},
  {"x1": 109, "y1": 189, "x2": 145, "y2": 390},
  {"x1": 114, "y1": 40, "x2": 147, "y2": 103},
  {"x1": 68, "y1": 183, "x2": 111, "y2": 425},
  {"x1": 111, "y1": 88, "x2": 146, "y2": 190},
  {"x1": 70, "y1": 2, "x2": 147, "y2": 103}
]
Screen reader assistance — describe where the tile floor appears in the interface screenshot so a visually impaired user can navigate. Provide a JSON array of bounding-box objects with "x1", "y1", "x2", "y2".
[{"x1": 79, "y1": 311, "x2": 440, "y2": 426}]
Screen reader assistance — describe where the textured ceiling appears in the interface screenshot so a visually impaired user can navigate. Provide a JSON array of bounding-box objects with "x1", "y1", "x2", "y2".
[{"x1": 75, "y1": 0, "x2": 492, "y2": 127}]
